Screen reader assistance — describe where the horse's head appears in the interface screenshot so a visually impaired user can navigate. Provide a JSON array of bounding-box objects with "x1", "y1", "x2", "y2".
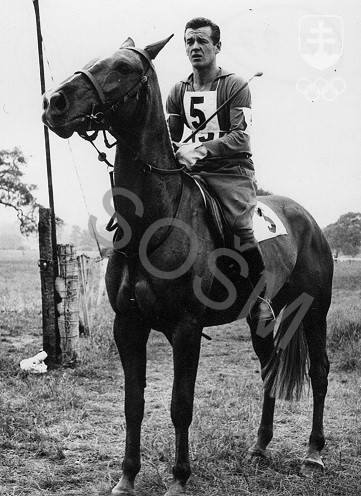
[{"x1": 42, "y1": 35, "x2": 173, "y2": 139}]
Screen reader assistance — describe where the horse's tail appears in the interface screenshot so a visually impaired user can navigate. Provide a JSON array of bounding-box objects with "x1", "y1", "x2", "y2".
[{"x1": 262, "y1": 318, "x2": 310, "y2": 401}]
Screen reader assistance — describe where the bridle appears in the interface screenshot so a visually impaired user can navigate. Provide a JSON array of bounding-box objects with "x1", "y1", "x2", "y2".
[
  {"x1": 76, "y1": 47, "x2": 152, "y2": 141},
  {"x1": 74, "y1": 46, "x2": 186, "y2": 255},
  {"x1": 75, "y1": 46, "x2": 184, "y2": 176}
]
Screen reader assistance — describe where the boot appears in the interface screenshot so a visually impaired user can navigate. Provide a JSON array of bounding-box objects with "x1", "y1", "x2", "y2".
[{"x1": 239, "y1": 245, "x2": 275, "y2": 324}]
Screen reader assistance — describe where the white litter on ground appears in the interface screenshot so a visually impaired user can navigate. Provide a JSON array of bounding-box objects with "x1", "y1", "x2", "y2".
[{"x1": 20, "y1": 350, "x2": 48, "y2": 374}]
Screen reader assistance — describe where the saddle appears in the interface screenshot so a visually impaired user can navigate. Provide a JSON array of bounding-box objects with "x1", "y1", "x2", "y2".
[
  {"x1": 187, "y1": 173, "x2": 247, "y2": 307},
  {"x1": 188, "y1": 173, "x2": 288, "y2": 246},
  {"x1": 189, "y1": 173, "x2": 232, "y2": 248}
]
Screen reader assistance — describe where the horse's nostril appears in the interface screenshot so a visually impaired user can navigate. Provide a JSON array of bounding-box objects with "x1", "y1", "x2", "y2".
[
  {"x1": 43, "y1": 97, "x2": 49, "y2": 110},
  {"x1": 50, "y1": 92, "x2": 67, "y2": 113}
]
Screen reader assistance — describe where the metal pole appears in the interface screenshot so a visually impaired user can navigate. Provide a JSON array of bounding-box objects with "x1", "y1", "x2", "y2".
[
  {"x1": 33, "y1": 0, "x2": 61, "y2": 365},
  {"x1": 32, "y1": 0, "x2": 58, "y2": 272}
]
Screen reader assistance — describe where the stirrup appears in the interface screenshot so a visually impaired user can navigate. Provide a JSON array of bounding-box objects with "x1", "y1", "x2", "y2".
[
  {"x1": 250, "y1": 296, "x2": 275, "y2": 323},
  {"x1": 259, "y1": 296, "x2": 276, "y2": 320}
]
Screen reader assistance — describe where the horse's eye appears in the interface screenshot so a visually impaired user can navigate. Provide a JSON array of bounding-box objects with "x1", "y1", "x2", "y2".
[{"x1": 118, "y1": 64, "x2": 132, "y2": 75}]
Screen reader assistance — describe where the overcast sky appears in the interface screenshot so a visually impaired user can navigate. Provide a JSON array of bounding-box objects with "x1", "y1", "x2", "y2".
[{"x1": 1, "y1": 0, "x2": 360, "y2": 233}]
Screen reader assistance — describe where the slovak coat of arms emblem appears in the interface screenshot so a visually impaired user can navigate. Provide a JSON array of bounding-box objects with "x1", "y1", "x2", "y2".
[{"x1": 299, "y1": 15, "x2": 343, "y2": 71}]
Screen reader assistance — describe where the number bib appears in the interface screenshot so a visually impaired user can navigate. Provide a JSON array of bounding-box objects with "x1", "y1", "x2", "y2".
[{"x1": 183, "y1": 90, "x2": 227, "y2": 144}]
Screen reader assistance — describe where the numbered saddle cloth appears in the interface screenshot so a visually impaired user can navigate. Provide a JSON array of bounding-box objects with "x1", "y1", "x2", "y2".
[{"x1": 254, "y1": 201, "x2": 287, "y2": 242}]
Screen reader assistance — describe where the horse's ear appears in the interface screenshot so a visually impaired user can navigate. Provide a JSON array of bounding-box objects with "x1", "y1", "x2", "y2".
[
  {"x1": 144, "y1": 34, "x2": 174, "y2": 59},
  {"x1": 120, "y1": 37, "x2": 135, "y2": 48}
]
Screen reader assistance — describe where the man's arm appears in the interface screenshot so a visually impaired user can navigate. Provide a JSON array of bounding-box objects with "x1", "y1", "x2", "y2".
[
  {"x1": 166, "y1": 84, "x2": 184, "y2": 143},
  {"x1": 167, "y1": 114, "x2": 184, "y2": 143}
]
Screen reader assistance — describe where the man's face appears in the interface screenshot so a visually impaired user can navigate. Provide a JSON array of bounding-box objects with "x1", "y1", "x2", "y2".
[{"x1": 184, "y1": 26, "x2": 221, "y2": 69}]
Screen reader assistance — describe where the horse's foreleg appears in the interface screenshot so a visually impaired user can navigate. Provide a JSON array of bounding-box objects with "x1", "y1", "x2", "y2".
[
  {"x1": 248, "y1": 322, "x2": 275, "y2": 461},
  {"x1": 301, "y1": 315, "x2": 329, "y2": 476},
  {"x1": 111, "y1": 313, "x2": 150, "y2": 496},
  {"x1": 165, "y1": 316, "x2": 202, "y2": 496}
]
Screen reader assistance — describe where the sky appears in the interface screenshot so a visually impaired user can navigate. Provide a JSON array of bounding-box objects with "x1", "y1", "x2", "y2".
[{"x1": 1, "y1": 0, "x2": 361, "y2": 235}]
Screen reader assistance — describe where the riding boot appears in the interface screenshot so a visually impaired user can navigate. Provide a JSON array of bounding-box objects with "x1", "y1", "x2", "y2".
[{"x1": 238, "y1": 244, "x2": 275, "y2": 325}]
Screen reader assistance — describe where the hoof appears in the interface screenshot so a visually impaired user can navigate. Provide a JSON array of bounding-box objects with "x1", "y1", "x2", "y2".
[
  {"x1": 246, "y1": 446, "x2": 270, "y2": 467},
  {"x1": 300, "y1": 457, "x2": 325, "y2": 477},
  {"x1": 111, "y1": 490, "x2": 136, "y2": 496},
  {"x1": 164, "y1": 481, "x2": 186, "y2": 496},
  {"x1": 111, "y1": 478, "x2": 136, "y2": 496}
]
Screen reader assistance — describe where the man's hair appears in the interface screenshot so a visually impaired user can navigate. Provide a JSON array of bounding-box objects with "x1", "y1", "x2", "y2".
[{"x1": 184, "y1": 17, "x2": 221, "y2": 45}]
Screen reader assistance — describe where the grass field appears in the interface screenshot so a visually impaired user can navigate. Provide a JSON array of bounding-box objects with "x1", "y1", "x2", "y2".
[{"x1": 0, "y1": 251, "x2": 360, "y2": 495}]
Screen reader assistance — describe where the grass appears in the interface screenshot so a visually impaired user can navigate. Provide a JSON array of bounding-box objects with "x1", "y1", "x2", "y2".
[
  {"x1": 0, "y1": 253, "x2": 360, "y2": 495},
  {"x1": 327, "y1": 260, "x2": 361, "y2": 372}
]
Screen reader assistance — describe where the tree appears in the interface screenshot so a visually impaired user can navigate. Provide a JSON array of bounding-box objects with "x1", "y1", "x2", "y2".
[
  {"x1": 323, "y1": 212, "x2": 361, "y2": 257},
  {"x1": 0, "y1": 148, "x2": 40, "y2": 234},
  {"x1": 256, "y1": 187, "x2": 273, "y2": 196},
  {"x1": 69, "y1": 225, "x2": 98, "y2": 250},
  {"x1": 69, "y1": 225, "x2": 83, "y2": 247},
  {"x1": 79, "y1": 228, "x2": 97, "y2": 250}
]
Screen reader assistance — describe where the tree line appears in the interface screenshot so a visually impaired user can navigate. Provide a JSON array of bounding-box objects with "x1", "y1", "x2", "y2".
[
  {"x1": 1, "y1": 147, "x2": 360, "y2": 256},
  {"x1": 323, "y1": 212, "x2": 361, "y2": 257}
]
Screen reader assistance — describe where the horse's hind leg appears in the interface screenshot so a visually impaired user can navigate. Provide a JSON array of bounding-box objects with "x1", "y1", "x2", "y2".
[
  {"x1": 247, "y1": 320, "x2": 276, "y2": 462},
  {"x1": 111, "y1": 313, "x2": 150, "y2": 496},
  {"x1": 301, "y1": 304, "x2": 330, "y2": 476}
]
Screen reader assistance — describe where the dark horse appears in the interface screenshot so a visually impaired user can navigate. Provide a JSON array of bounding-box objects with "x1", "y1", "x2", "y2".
[{"x1": 42, "y1": 36, "x2": 333, "y2": 496}]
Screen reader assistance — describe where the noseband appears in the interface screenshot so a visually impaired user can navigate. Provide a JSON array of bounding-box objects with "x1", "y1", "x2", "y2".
[
  {"x1": 75, "y1": 46, "x2": 184, "y2": 177},
  {"x1": 74, "y1": 46, "x2": 185, "y2": 256}
]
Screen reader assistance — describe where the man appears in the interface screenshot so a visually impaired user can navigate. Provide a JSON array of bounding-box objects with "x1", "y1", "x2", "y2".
[{"x1": 166, "y1": 17, "x2": 274, "y2": 324}]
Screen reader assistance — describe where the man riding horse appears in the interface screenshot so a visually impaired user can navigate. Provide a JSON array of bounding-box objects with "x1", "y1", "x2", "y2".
[
  {"x1": 42, "y1": 18, "x2": 333, "y2": 492},
  {"x1": 167, "y1": 17, "x2": 274, "y2": 325}
]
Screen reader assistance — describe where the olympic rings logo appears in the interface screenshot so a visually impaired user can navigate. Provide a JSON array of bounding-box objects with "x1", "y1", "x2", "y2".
[{"x1": 296, "y1": 77, "x2": 346, "y2": 102}]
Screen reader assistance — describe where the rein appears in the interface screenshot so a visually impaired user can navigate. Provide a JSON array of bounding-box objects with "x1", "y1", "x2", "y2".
[
  {"x1": 75, "y1": 46, "x2": 187, "y2": 257},
  {"x1": 76, "y1": 46, "x2": 185, "y2": 176},
  {"x1": 76, "y1": 47, "x2": 153, "y2": 129}
]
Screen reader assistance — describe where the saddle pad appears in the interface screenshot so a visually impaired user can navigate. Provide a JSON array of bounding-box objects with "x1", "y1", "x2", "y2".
[
  {"x1": 191, "y1": 174, "x2": 287, "y2": 243},
  {"x1": 254, "y1": 201, "x2": 287, "y2": 242}
]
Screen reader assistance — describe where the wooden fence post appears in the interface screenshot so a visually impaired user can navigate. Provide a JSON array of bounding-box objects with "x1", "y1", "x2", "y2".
[
  {"x1": 38, "y1": 207, "x2": 60, "y2": 366},
  {"x1": 97, "y1": 258, "x2": 107, "y2": 306},
  {"x1": 56, "y1": 244, "x2": 79, "y2": 365},
  {"x1": 77, "y1": 254, "x2": 91, "y2": 337}
]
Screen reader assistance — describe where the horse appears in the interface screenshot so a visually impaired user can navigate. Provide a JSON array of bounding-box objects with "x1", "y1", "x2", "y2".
[{"x1": 42, "y1": 35, "x2": 333, "y2": 496}]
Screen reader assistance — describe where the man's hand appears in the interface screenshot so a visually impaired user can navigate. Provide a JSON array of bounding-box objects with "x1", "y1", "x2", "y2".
[{"x1": 174, "y1": 142, "x2": 208, "y2": 170}]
